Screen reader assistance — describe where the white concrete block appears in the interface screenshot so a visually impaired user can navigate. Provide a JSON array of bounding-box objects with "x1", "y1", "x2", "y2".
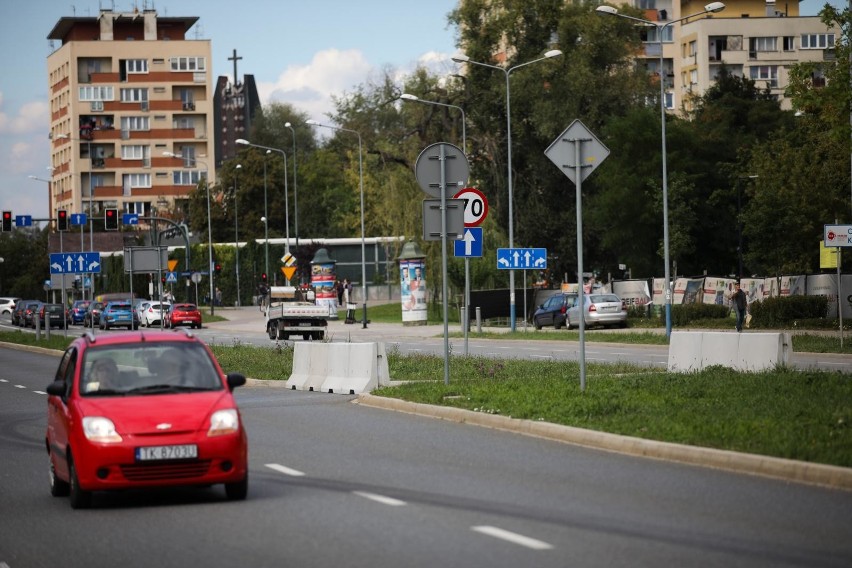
[{"x1": 668, "y1": 331, "x2": 791, "y2": 372}]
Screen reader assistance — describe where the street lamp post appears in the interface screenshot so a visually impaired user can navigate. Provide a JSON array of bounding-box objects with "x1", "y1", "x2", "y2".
[
  {"x1": 234, "y1": 163, "x2": 242, "y2": 306},
  {"x1": 235, "y1": 139, "x2": 290, "y2": 261},
  {"x1": 451, "y1": 49, "x2": 562, "y2": 331},
  {"x1": 284, "y1": 122, "x2": 299, "y2": 255},
  {"x1": 305, "y1": 119, "x2": 368, "y2": 328},
  {"x1": 596, "y1": 2, "x2": 725, "y2": 338},
  {"x1": 163, "y1": 152, "x2": 215, "y2": 315}
]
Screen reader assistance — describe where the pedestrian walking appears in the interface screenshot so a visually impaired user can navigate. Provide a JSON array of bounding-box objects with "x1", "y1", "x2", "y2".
[{"x1": 730, "y1": 281, "x2": 747, "y2": 332}]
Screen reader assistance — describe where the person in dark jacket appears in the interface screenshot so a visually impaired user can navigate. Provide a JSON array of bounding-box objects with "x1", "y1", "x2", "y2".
[{"x1": 731, "y1": 282, "x2": 747, "y2": 332}]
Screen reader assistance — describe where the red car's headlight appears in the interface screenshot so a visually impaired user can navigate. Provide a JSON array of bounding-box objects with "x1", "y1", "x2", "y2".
[
  {"x1": 208, "y1": 409, "x2": 239, "y2": 436},
  {"x1": 82, "y1": 416, "x2": 123, "y2": 443}
]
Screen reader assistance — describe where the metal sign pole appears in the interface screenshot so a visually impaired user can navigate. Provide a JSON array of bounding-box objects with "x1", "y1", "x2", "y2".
[
  {"x1": 440, "y1": 144, "x2": 450, "y2": 386},
  {"x1": 573, "y1": 137, "x2": 587, "y2": 392}
]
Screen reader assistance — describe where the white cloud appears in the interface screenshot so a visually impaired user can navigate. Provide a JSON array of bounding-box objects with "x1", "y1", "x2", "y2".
[
  {"x1": 258, "y1": 48, "x2": 374, "y2": 121},
  {"x1": 0, "y1": 96, "x2": 49, "y2": 134}
]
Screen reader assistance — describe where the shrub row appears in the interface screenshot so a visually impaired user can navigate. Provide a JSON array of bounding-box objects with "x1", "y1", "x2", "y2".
[{"x1": 749, "y1": 295, "x2": 828, "y2": 328}]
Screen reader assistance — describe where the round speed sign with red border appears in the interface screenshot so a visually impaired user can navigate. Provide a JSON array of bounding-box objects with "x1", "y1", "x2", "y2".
[{"x1": 454, "y1": 187, "x2": 488, "y2": 227}]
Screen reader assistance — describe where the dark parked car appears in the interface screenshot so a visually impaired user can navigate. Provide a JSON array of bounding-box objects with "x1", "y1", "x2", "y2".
[
  {"x1": 98, "y1": 302, "x2": 139, "y2": 330},
  {"x1": 532, "y1": 292, "x2": 578, "y2": 330},
  {"x1": 70, "y1": 300, "x2": 91, "y2": 325},
  {"x1": 83, "y1": 302, "x2": 104, "y2": 327},
  {"x1": 37, "y1": 303, "x2": 69, "y2": 329},
  {"x1": 12, "y1": 299, "x2": 36, "y2": 326}
]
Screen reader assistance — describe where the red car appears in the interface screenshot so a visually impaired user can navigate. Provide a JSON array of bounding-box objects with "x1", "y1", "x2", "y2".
[
  {"x1": 45, "y1": 330, "x2": 248, "y2": 509},
  {"x1": 166, "y1": 303, "x2": 202, "y2": 329}
]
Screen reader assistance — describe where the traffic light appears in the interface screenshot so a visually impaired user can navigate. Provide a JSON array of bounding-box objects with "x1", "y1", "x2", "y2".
[
  {"x1": 57, "y1": 210, "x2": 68, "y2": 231},
  {"x1": 161, "y1": 276, "x2": 166, "y2": 285},
  {"x1": 1, "y1": 211, "x2": 11, "y2": 232},
  {"x1": 261, "y1": 273, "x2": 267, "y2": 282},
  {"x1": 214, "y1": 263, "x2": 222, "y2": 275},
  {"x1": 104, "y1": 208, "x2": 118, "y2": 231}
]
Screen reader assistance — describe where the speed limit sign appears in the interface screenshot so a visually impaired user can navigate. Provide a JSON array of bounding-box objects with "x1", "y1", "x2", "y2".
[{"x1": 454, "y1": 187, "x2": 488, "y2": 227}]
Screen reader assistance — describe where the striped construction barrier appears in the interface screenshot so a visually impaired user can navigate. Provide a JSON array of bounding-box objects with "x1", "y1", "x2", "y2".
[
  {"x1": 287, "y1": 342, "x2": 390, "y2": 394},
  {"x1": 667, "y1": 331, "x2": 791, "y2": 372}
]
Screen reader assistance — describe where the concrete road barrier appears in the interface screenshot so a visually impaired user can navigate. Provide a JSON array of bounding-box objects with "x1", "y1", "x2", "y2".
[
  {"x1": 287, "y1": 342, "x2": 390, "y2": 394},
  {"x1": 668, "y1": 331, "x2": 791, "y2": 372}
]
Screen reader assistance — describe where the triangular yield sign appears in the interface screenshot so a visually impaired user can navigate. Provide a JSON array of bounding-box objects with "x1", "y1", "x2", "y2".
[
  {"x1": 282, "y1": 266, "x2": 297, "y2": 281},
  {"x1": 168, "y1": 259, "x2": 178, "y2": 272}
]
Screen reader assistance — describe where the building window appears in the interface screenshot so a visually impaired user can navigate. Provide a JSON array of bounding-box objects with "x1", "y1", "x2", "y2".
[
  {"x1": 126, "y1": 59, "x2": 148, "y2": 74},
  {"x1": 783, "y1": 36, "x2": 795, "y2": 51},
  {"x1": 120, "y1": 116, "x2": 150, "y2": 131},
  {"x1": 688, "y1": 40, "x2": 697, "y2": 57},
  {"x1": 643, "y1": 26, "x2": 673, "y2": 43},
  {"x1": 170, "y1": 56, "x2": 206, "y2": 71},
  {"x1": 801, "y1": 33, "x2": 835, "y2": 49},
  {"x1": 749, "y1": 65, "x2": 778, "y2": 88},
  {"x1": 750, "y1": 37, "x2": 777, "y2": 52},
  {"x1": 121, "y1": 145, "x2": 148, "y2": 160},
  {"x1": 120, "y1": 88, "x2": 148, "y2": 102},
  {"x1": 79, "y1": 86, "x2": 114, "y2": 101},
  {"x1": 173, "y1": 170, "x2": 204, "y2": 185},
  {"x1": 124, "y1": 173, "x2": 151, "y2": 188}
]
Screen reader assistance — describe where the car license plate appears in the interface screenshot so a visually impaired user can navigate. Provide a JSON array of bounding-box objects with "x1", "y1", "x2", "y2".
[{"x1": 136, "y1": 444, "x2": 198, "y2": 461}]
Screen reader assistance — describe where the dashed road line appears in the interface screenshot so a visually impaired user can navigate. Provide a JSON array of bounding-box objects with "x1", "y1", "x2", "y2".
[
  {"x1": 352, "y1": 491, "x2": 406, "y2": 507},
  {"x1": 471, "y1": 525, "x2": 553, "y2": 550},
  {"x1": 265, "y1": 463, "x2": 305, "y2": 477}
]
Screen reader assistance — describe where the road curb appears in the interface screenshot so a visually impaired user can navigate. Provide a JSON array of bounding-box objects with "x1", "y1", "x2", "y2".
[{"x1": 356, "y1": 393, "x2": 852, "y2": 491}]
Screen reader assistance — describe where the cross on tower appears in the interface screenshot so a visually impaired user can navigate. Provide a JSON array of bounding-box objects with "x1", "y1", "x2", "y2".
[{"x1": 228, "y1": 48, "x2": 243, "y2": 86}]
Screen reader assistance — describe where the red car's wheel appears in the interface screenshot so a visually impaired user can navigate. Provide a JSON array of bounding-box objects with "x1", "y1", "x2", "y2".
[
  {"x1": 49, "y1": 454, "x2": 69, "y2": 497},
  {"x1": 68, "y1": 454, "x2": 92, "y2": 509}
]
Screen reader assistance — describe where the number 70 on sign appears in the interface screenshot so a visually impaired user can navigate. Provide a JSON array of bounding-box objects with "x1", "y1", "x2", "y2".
[{"x1": 454, "y1": 187, "x2": 488, "y2": 227}]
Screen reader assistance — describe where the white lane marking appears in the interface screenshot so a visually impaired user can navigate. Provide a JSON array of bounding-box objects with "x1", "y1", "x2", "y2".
[
  {"x1": 14, "y1": 385, "x2": 26, "y2": 389},
  {"x1": 471, "y1": 525, "x2": 553, "y2": 551},
  {"x1": 352, "y1": 491, "x2": 407, "y2": 507},
  {"x1": 265, "y1": 463, "x2": 305, "y2": 477},
  {"x1": 0, "y1": 379, "x2": 7, "y2": 383},
  {"x1": 34, "y1": 391, "x2": 47, "y2": 395}
]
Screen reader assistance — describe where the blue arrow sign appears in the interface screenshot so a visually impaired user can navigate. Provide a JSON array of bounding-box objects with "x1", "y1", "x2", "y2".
[
  {"x1": 49, "y1": 252, "x2": 102, "y2": 274},
  {"x1": 70, "y1": 213, "x2": 87, "y2": 226},
  {"x1": 15, "y1": 215, "x2": 32, "y2": 227},
  {"x1": 123, "y1": 213, "x2": 139, "y2": 225},
  {"x1": 454, "y1": 228, "x2": 483, "y2": 258},
  {"x1": 496, "y1": 248, "x2": 547, "y2": 270}
]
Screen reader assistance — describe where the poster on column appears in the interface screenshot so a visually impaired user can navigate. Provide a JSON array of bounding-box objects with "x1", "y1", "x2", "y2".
[
  {"x1": 399, "y1": 259, "x2": 427, "y2": 323},
  {"x1": 311, "y1": 261, "x2": 337, "y2": 314}
]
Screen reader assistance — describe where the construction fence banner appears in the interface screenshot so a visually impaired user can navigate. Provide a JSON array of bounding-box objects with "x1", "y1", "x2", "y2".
[{"x1": 612, "y1": 280, "x2": 652, "y2": 309}]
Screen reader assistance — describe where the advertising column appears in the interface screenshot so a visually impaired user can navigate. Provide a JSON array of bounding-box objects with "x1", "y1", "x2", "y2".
[
  {"x1": 397, "y1": 241, "x2": 427, "y2": 325},
  {"x1": 310, "y1": 248, "x2": 338, "y2": 318}
]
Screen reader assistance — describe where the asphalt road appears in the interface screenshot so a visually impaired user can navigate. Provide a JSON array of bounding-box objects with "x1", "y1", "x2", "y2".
[{"x1": 1, "y1": 347, "x2": 851, "y2": 567}]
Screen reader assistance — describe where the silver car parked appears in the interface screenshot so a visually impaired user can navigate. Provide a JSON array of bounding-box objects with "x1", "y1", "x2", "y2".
[{"x1": 566, "y1": 293, "x2": 628, "y2": 329}]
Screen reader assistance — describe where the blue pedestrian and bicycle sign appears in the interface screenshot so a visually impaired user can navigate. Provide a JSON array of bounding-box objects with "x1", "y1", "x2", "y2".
[
  {"x1": 49, "y1": 252, "x2": 101, "y2": 274},
  {"x1": 497, "y1": 248, "x2": 547, "y2": 270}
]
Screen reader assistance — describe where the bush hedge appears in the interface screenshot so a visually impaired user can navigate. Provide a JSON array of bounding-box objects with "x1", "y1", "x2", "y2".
[{"x1": 749, "y1": 295, "x2": 829, "y2": 328}]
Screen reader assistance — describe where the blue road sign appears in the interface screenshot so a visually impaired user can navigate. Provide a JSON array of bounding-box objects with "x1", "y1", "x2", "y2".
[
  {"x1": 15, "y1": 215, "x2": 32, "y2": 227},
  {"x1": 497, "y1": 248, "x2": 547, "y2": 270},
  {"x1": 166, "y1": 271, "x2": 178, "y2": 283},
  {"x1": 70, "y1": 213, "x2": 87, "y2": 226},
  {"x1": 123, "y1": 213, "x2": 139, "y2": 225},
  {"x1": 49, "y1": 252, "x2": 102, "y2": 274},
  {"x1": 454, "y1": 228, "x2": 483, "y2": 258}
]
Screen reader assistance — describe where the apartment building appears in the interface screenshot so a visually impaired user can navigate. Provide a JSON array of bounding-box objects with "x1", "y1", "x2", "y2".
[
  {"x1": 628, "y1": 0, "x2": 838, "y2": 112},
  {"x1": 46, "y1": 8, "x2": 215, "y2": 226}
]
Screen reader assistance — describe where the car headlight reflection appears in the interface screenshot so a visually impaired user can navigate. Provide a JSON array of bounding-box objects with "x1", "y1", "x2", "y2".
[
  {"x1": 82, "y1": 416, "x2": 122, "y2": 443},
  {"x1": 208, "y1": 409, "x2": 239, "y2": 436}
]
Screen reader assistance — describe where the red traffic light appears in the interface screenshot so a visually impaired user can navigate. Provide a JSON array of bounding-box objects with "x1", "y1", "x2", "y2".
[
  {"x1": 214, "y1": 263, "x2": 222, "y2": 274},
  {"x1": 57, "y1": 210, "x2": 68, "y2": 231},
  {"x1": 1, "y1": 211, "x2": 11, "y2": 232},
  {"x1": 261, "y1": 273, "x2": 267, "y2": 282},
  {"x1": 104, "y1": 208, "x2": 119, "y2": 231}
]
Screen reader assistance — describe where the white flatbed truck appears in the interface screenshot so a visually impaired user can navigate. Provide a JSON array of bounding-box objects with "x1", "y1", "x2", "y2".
[{"x1": 264, "y1": 286, "x2": 329, "y2": 341}]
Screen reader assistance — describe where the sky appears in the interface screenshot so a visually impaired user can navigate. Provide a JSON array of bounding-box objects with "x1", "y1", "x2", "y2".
[
  {"x1": 0, "y1": 0, "x2": 461, "y2": 219},
  {"x1": 0, "y1": 0, "x2": 842, "y2": 219}
]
